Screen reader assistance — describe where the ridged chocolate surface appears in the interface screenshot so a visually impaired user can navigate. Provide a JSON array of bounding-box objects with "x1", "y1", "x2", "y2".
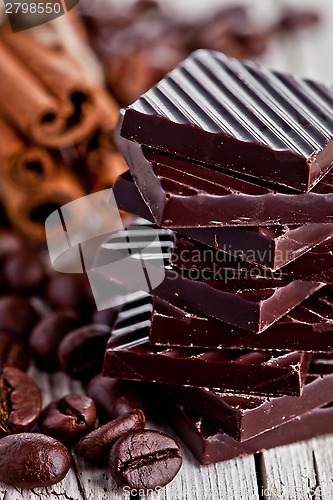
[
  {"x1": 121, "y1": 50, "x2": 333, "y2": 191},
  {"x1": 97, "y1": 220, "x2": 321, "y2": 332},
  {"x1": 104, "y1": 306, "x2": 310, "y2": 395}
]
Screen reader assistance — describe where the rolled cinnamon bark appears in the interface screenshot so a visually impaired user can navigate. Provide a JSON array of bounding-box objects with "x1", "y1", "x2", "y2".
[
  {"x1": 78, "y1": 90, "x2": 127, "y2": 191},
  {"x1": 0, "y1": 115, "x2": 55, "y2": 187},
  {"x1": 0, "y1": 147, "x2": 85, "y2": 244},
  {"x1": 0, "y1": 31, "x2": 97, "y2": 148},
  {"x1": 87, "y1": 147, "x2": 128, "y2": 192}
]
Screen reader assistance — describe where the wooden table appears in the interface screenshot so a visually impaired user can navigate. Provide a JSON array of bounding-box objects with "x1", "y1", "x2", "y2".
[{"x1": 1, "y1": 0, "x2": 333, "y2": 498}]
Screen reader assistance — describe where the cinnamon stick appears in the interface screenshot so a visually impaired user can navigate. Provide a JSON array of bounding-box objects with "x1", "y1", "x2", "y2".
[
  {"x1": 0, "y1": 115, "x2": 55, "y2": 188},
  {"x1": 0, "y1": 31, "x2": 97, "y2": 148},
  {"x1": 0, "y1": 120, "x2": 85, "y2": 243},
  {"x1": 77, "y1": 90, "x2": 127, "y2": 191},
  {"x1": 87, "y1": 148, "x2": 128, "y2": 192}
]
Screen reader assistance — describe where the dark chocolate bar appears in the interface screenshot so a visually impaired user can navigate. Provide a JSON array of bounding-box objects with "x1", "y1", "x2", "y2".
[
  {"x1": 104, "y1": 308, "x2": 311, "y2": 396},
  {"x1": 111, "y1": 286, "x2": 333, "y2": 352},
  {"x1": 150, "y1": 290, "x2": 333, "y2": 352},
  {"x1": 114, "y1": 171, "x2": 333, "y2": 270},
  {"x1": 116, "y1": 132, "x2": 333, "y2": 226},
  {"x1": 166, "y1": 356, "x2": 333, "y2": 441},
  {"x1": 170, "y1": 235, "x2": 333, "y2": 284},
  {"x1": 167, "y1": 400, "x2": 333, "y2": 465},
  {"x1": 98, "y1": 220, "x2": 322, "y2": 332},
  {"x1": 121, "y1": 50, "x2": 333, "y2": 192}
]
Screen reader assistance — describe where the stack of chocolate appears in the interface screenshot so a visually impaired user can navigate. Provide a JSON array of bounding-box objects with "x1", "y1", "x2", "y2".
[{"x1": 102, "y1": 50, "x2": 333, "y2": 465}]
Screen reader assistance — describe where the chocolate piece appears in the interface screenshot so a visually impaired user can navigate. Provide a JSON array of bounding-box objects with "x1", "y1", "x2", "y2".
[
  {"x1": 116, "y1": 133, "x2": 333, "y2": 226},
  {"x1": 121, "y1": 50, "x2": 333, "y2": 192},
  {"x1": 114, "y1": 171, "x2": 333, "y2": 270},
  {"x1": 98, "y1": 221, "x2": 322, "y2": 331},
  {"x1": 104, "y1": 316, "x2": 311, "y2": 395},
  {"x1": 150, "y1": 289, "x2": 333, "y2": 352},
  {"x1": 170, "y1": 235, "x2": 333, "y2": 284},
  {"x1": 167, "y1": 400, "x2": 333, "y2": 465},
  {"x1": 166, "y1": 356, "x2": 333, "y2": 441},
  {"x1": 106, "y1": 287, "x2": 333, "y2": 352}
]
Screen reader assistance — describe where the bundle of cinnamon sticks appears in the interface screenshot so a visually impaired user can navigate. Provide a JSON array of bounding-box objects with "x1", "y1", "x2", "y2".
[{"x1": 0, "y1": 21, "x2": 127, "y2": 244}]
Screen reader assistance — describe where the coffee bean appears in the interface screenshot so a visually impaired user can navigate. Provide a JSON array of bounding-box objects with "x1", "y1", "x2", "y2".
[
  {"x1": 0, "y1": 295, "x2": 40, "y2": 340},
  {"x1": 92, "y1": 306, "x2": 120, "y2": 327},
  {"x1": 0, "y1": 229, "x2": 23, "y2": 262},
  {"x1": 109, "y1": 430, "x2": 182, "y2": 490},
  {"x1": 58, "y1": 324, "x2": 111, "y2": 381},
  {"x1": 76, "y1": 409, "x2": 145, "y2": 463},
  {"x1": 87, "y1": 375, "x2": 147, "y2": 421},
  {"x1": 0, "y1": 367, "x2": 42, "y2": 436},
  {"x1": 4, "y1": 251, "x2": 47, "y2": 294},
  {"x1": 0, "y1": 433, "x2": 71, "y2": 488},
  {"x1": 29, "y1": 311, "x2": 80, "y2": 372},
  {"x1": 0, "y1": 332, "x2": 30, "y2": 371},
  {"x1": 39, "y1": 394, "x2": 96, "y2": 445},
  {"x1": 279, "y1": 9, "x2": 320, "y2": 31},
  {"x1": 47, "y1": 274, "x2": 94, "y2": 318}
]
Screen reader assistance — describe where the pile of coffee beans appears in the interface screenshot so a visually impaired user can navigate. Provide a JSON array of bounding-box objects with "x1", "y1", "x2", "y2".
[
  {"x1": 0, "y1": 227, "x2": 182, "y2": 492},
  {"x1": 80, "y1": 0, "x2": 319, "y2": 106}
]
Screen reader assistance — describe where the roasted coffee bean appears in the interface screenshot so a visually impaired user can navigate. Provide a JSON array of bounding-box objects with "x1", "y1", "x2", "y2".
[
  {"x1": 87, "y1": 375, "x2": 147, "y2": 421},
  {"x1": 0, "y1": 433, "x2": 71, "y2": 488},
  {"x1": 39, "y1": 394, "x2": 96, "y2": 445},
  {"x1": 279, "y1": 9, "x2": 320, "y2": 31},
  {"x1": 0, "y1": 367, "x2": 42, "y2": 435},
  {"x1": 58, "y1": 324, "x2": 111, "y2": 381},
  {"x1": 0, "y1": 295, "x2": 40, "y2": 339},
  {"x1": 0, "y1": 229, "x2": 23, "y2": 262},
  {"x1": 29, "y1": 310, "x2": 80, "y2": 371},
  {"x1": 92, "y1": 306, "x2": 120, "y2": 327},
  {"x1": 109, "y1": 430, "x2": 182, "y2": 491},
  {"x1": 76, "y1": 409, "x2": 145, "y2": 463},
  {"x1": 4, "y1": 251, "x2": 47, "y2": 294},
  {"x1": 47, "y1": 274, "x2": 94, "y2": 318},
  {"x1": 0, "y1": 332, "x2": 30, "y2": 371}
]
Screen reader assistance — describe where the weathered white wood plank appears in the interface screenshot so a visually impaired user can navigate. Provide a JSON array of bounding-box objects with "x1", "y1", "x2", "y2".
[
  {"x1": 146, "y1": 422, "x2": 259, "y2": 500},
  {"x1": 260, "y1": 440, "x2": 320, "y2": 500},
  {"x1": 311, "y1": 435, "x2": 333, "y2": 499}
]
